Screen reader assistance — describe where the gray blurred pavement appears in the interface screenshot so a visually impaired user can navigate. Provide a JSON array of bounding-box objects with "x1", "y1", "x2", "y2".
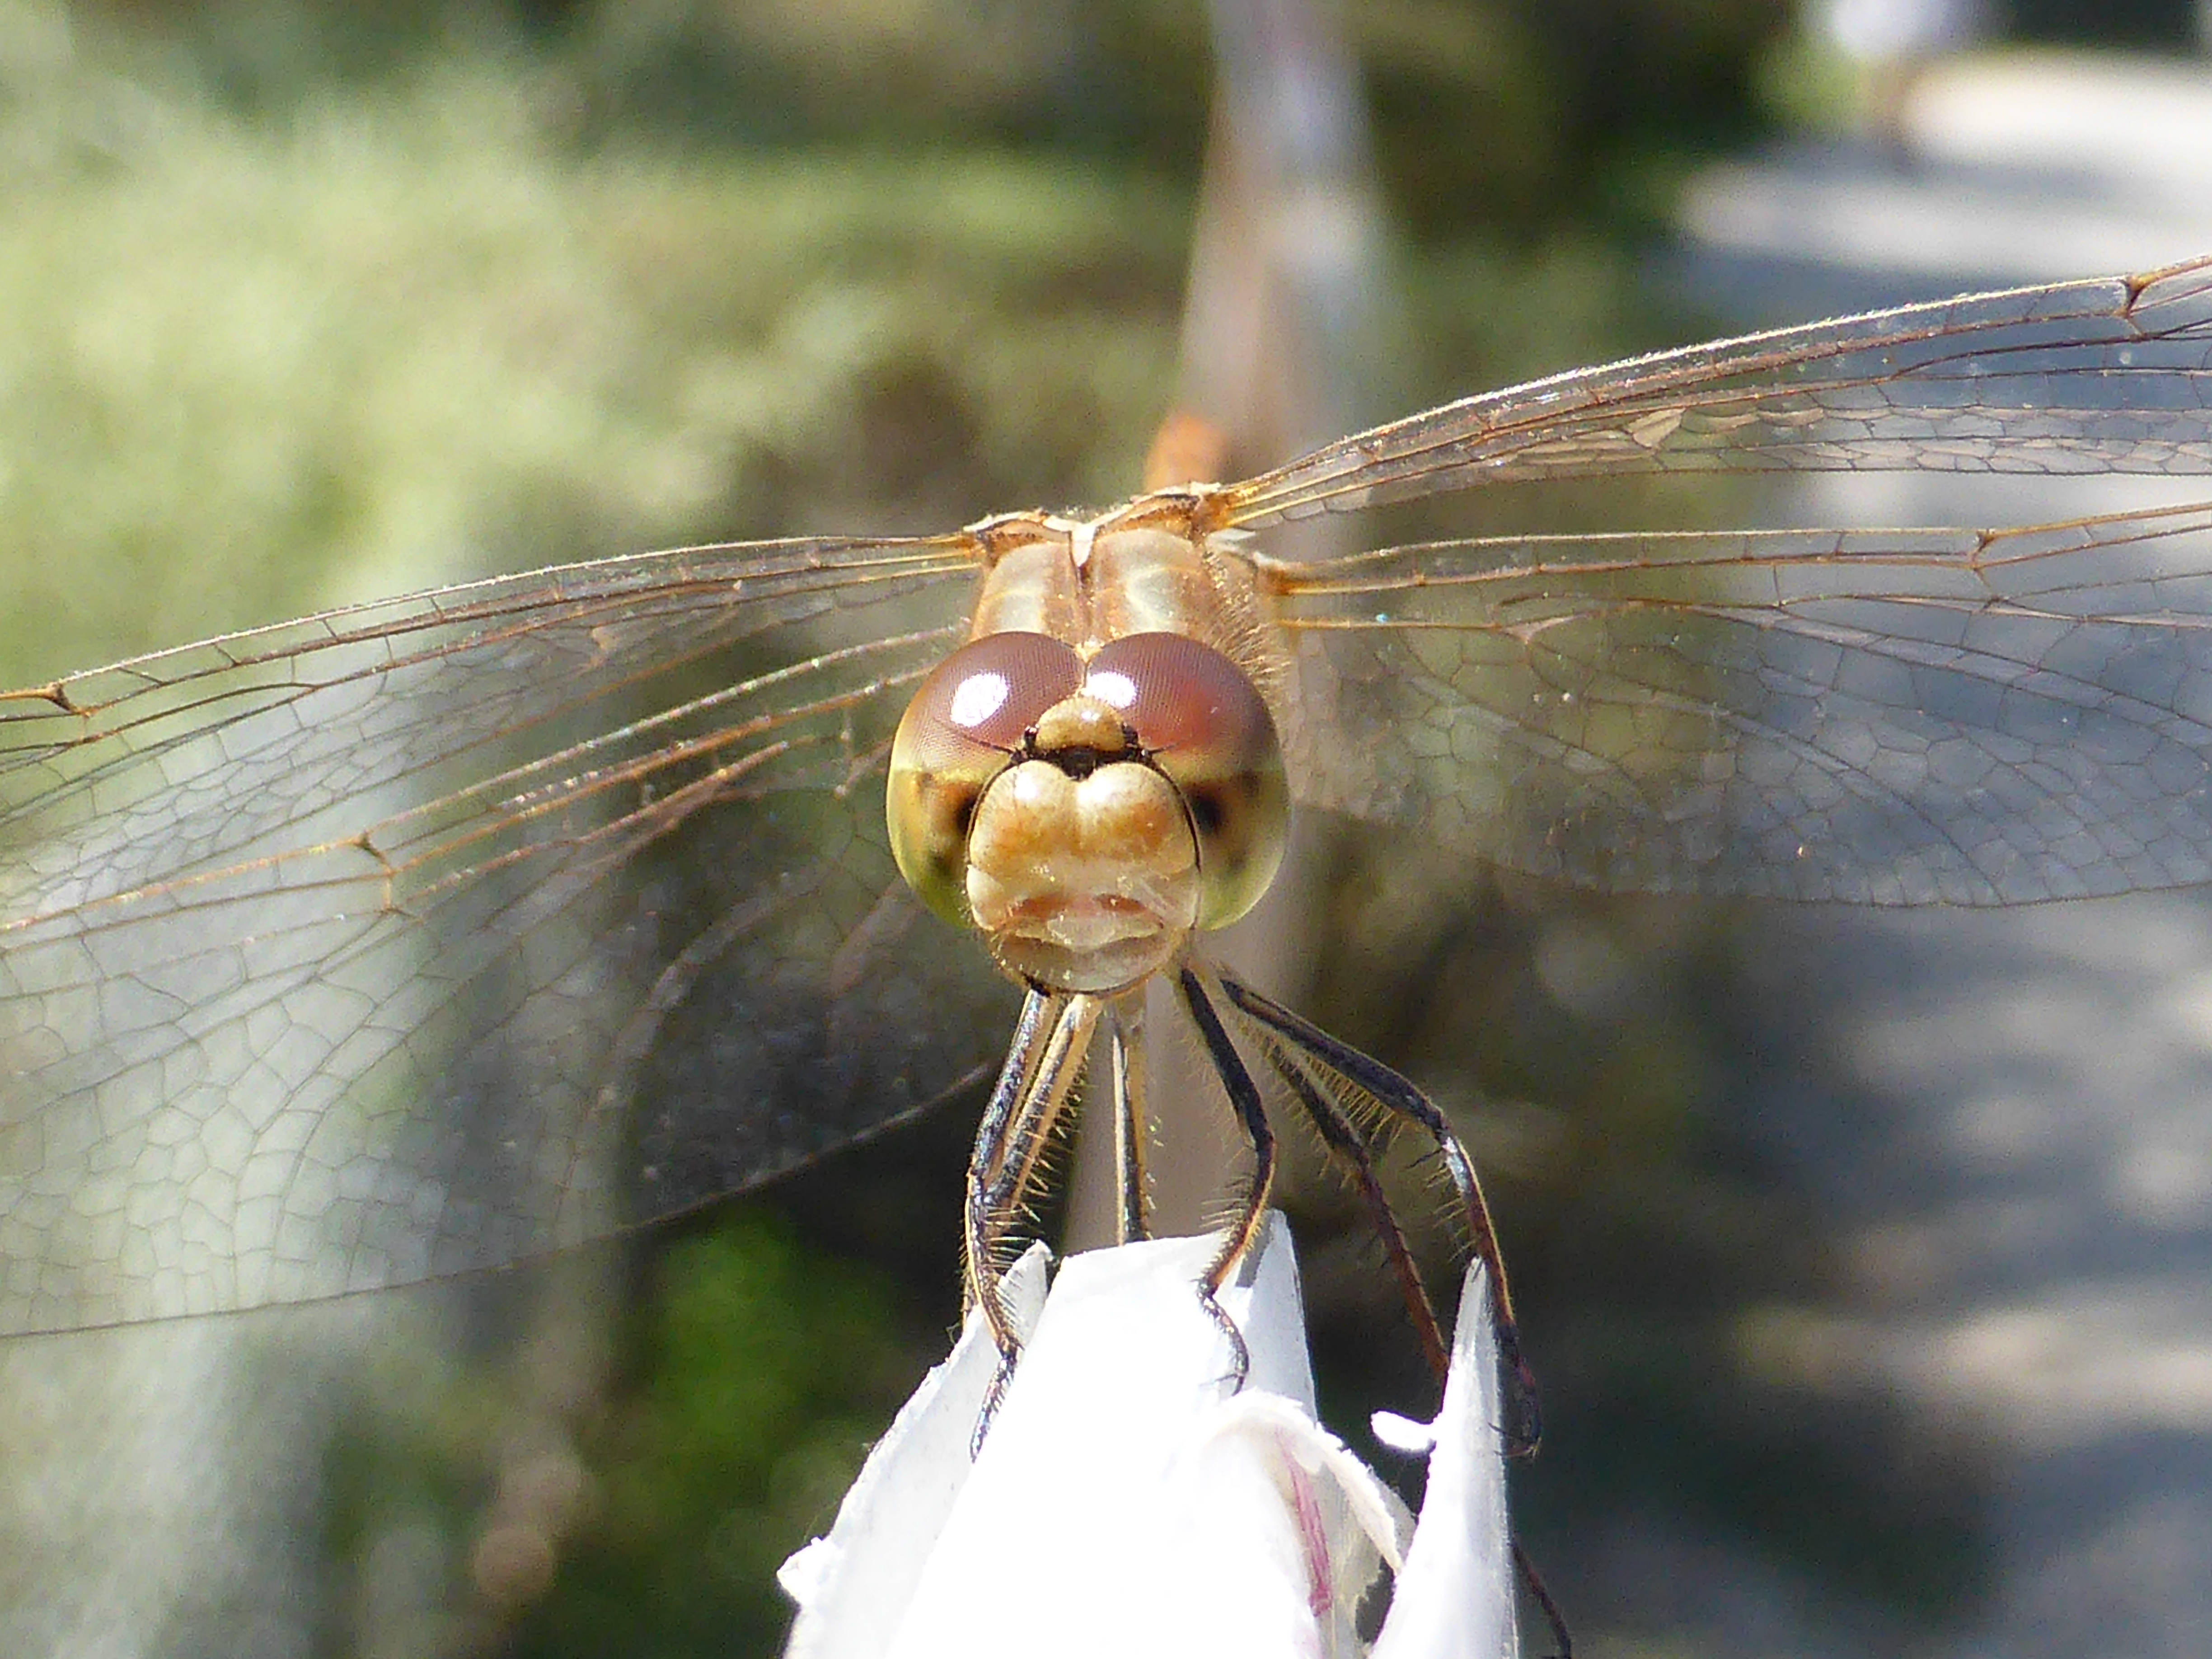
[
  {"x1": 1672, "y1": 52, "x2": 2212, "y2": 322},
  {"x1": 1614, "y1": 48, "x2": 2212, "y2": 1659}
]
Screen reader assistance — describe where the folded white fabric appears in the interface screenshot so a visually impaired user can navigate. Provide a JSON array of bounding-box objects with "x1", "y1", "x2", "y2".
[{"x1": 780, "y1": 1214, "x2": 1518, "y2": 1659}]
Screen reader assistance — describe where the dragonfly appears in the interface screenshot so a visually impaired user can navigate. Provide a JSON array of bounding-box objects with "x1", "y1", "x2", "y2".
[{"x1": 6, "y1": 253, "x2": 2212, "y2": 1452}]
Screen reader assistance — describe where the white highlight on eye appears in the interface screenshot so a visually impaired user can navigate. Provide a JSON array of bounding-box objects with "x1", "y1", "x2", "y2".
[
  {"x1": 950, "y1": 671, "x2": 1012, "y2": 730},
  {"x1": 1086, "y1": 669, "x2": 1138, "y2": 709}
]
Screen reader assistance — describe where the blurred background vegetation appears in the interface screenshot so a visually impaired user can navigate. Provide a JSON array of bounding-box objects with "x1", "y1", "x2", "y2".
[{"x1": 0, "y1": 0, "x2": 2200, "y2": 1654}]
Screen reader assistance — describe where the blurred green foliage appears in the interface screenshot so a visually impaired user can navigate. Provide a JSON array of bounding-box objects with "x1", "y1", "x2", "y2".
[
  {"x1": 0, "y1": 0, "x2": 1780, "y2": 691},
  {"x1": 316, "y1": 1222, "x2": 923, "y2": 1658},
  {"x1": 0, "y1": 0, "x2": 1800, "y2": 689},
  {"x1": 510, "y1": 1223, "x2": 918, "y2": 1658},
  {"x1": 0, "y1": 9, "x2": 1200, "y2": 682}
]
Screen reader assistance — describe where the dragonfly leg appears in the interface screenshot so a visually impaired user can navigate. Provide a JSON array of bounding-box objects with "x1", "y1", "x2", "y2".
[
  {"x1": 1175, "y1": 962, "x2": 1275, "y2": 1393},
  {"x1": 1217, "y1": 969, "x2": 1541, "y2": 1457},
  {"x1": 965, "y1": 988, "x2": 1100, "y2": 1449},
  {"x1": 965, "y1": 990, "x2": 1055, "y2": 1345},
  {"x1": 979, "y1": 994, "x2": 1099, "y2": 1232},
  {"x1": 1107, "y1": 992, "x2": 1151, "y2": 1246},
  {"x1": 1230, "y1": 976, "x2": 1573, "y2": 1649},
  {"x1": 1515, "y1": 1538, "x2": 1575, "y2": 1659},
  {"x1": 1257, "y1": 1039, "x2": 1451, "y2": 1385}
]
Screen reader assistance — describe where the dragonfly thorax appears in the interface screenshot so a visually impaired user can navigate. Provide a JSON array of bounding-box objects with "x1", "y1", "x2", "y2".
[{"x1": 886, "y1": 626, "x2": 1288, "y2": 994}]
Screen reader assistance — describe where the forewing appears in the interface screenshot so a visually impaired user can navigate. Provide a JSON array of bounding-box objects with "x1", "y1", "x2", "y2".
[
  {"x1": 1267, "y1": 504, "x2": 2212, "y2": 903},
  {"x1": 0, "y1": 537, "x2": 1013, "y2": 1334},
  {"x1": 1216, "y1": 257, "x2": 2212, "y2": 524}
]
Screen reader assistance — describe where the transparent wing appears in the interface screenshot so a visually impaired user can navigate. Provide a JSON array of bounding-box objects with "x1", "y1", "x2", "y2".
[
  {"x1": 1215, "y1": 257, "x2": 2212, "y2": 525},
  {"x1": 1267, "y1": 501, "x2": 2212, "y2": 904},
  {"x1": 0, "y1": 536, "x2": 1015, "y2": 1334}
]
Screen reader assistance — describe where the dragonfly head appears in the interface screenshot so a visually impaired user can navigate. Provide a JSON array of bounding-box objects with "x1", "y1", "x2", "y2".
[{"x1": 888, "y1": 630, "x2": 1288, "y2": 994}]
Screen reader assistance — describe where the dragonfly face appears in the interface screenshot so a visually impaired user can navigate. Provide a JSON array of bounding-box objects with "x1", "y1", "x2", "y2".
[
  {"x1": 886, "y1": 499, "x2": 1290, "y2": 994},
  {"x1": 4, "y1": 256, "x2": 2212, "y2": 1346}
]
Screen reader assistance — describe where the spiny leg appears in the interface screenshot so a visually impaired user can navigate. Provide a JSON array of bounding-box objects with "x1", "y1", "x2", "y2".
[
  {"x1": 1259, "y1": 1039, "x2": 1451, "y2": 1385},
  {"x1": 1217, "y1": 969, "x2": 1541, "y2": 1457},
  {"x1": 1107, "y1": 993, "x2": 1151, "y2": 1246},
  {"x1": 1175, "y1": 963, "x2": 1276, "y2": 1393},
  {"x1": 965, "y1": 988, "x2": 1057, "y2": 1354},
  {"x1": 1226, "y1": 976, "x2": 1574, "y2": 1656},
  {"x1": 970, "y1": 991, "x2": 1100, "y2": 1294},
  {"x1": 965, "y1": 989, "x2": 1100, "y2": 1447},
  {"x1": 1258, "y1": 1029, "x2": 1573, "y2": 1646},
  {"x1": 980, "y1": 994, "x2": 1100, "y2": 1233}
]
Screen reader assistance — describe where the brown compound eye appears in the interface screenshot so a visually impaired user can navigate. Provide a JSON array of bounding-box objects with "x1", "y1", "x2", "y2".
[
  {"x1": 888, "y1": 633, "x2": 1084, "y2": 925},
  {"x1": 1084, "y1": 633, "x2": 1288, "y2": 929}
]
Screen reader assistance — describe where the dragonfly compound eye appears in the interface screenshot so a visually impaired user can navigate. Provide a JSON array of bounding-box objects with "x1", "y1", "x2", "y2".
[
  {"x1": 888, "y1": 629, "x2": 1289, "y2": 994},
  {"x1": 1084, "y1": 633, "x2": 1288, "y2": 931},
  {"x1": 888, "y1": 632, "x2": 1083, "y2": 928}
]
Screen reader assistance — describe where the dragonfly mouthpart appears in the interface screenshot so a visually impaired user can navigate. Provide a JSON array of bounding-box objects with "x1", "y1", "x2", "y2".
[{"x1": 964, "y1": 746, "x2": 1201, "y2": 994}]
